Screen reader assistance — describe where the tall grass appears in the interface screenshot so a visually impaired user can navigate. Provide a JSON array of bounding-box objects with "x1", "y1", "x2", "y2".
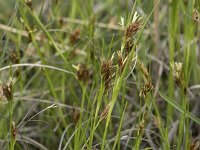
[{"x1": 0, "y1": 0, "x2": 200, "y2": 149}]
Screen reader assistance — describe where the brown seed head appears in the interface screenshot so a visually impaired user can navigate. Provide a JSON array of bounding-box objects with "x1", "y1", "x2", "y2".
[
  {"x1": 137, "y1": 61, "x2": 150, "y2": 82},
  {"x1": 12, "y1": 121, "x2": 17, "y2": 139},
  {"x1": 2, "y1": 82, "x2": 13, "y2": 100},
  {"x1": 139, "y1": 82, "x2": 154, "y2": 98},
  {"x1": 101, "y1": 59, "x2": 114, "y2": 93},
  {"x1": 76, "y1": 64, "x2": 91, "y2": 83},
  {"x1": 170, "y1": 62, "x2": 185, "y2": 87},
  {"x1": 124, "y1": 40, "x2": 134, "y2": 56},
  {"x1": 10, "y1": 52, "x2": 19, "y2": 64},
  {"x1": 70, "y1": 29, "x2": 80, "y2": 44},
  {"x1": 125, "y1": 21, "x2": 140, "y2": 39}
]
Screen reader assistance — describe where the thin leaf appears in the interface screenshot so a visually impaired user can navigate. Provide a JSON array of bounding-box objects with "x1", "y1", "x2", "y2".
[{"x1": 159, "y1": 92, "x2": 200, "y2": 125}]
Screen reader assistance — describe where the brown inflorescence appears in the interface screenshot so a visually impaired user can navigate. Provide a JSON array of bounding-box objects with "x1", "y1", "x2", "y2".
[
  {"x1": 124, "y1": 21, "x2": 140, "y2": 39},
  {"x1": 70, "y1": 29, "x2": 80, "y2": 45},
  {"x1": 137, "y1": 61, "x2": 150, "y2": 82},
  {"x1": 117, "y1": 51, "x2": 128, "y2": 74},
  {"x1": 139, "y1": 82, "x2": 154, "y2": 98},
  {"x1": 170, "y1": 62, "x2": 185, "y2": 88},
  {"x1": 117, "y1": 51, "x2": 124, "y2": 73},
  {"x1": 124, "y1": 40, "x2": 134, "y2": 56},
  {"x1": 12, "y1": 121, "x2": 17, "y2": 139},
  {"x1": 75, "y1": 64, "x2": 91, "y2": 83},
  {"x1": 101, "y1": 58, "x2": 114, "y2": 93},
  {"x1": 9, "y1": 52, "x2": 19, "y2": 64},
  {"x1": 2, "y1": 82, "x2": 13, "y2": 100}
]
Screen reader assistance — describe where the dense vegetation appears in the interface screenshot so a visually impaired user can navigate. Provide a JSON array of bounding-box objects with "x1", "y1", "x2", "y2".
[{"x1": 0, "y1": 0, "x2": 200, "y2": 149}]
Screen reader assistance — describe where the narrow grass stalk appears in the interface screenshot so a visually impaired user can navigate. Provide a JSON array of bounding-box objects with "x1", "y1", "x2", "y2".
[
  {"x1": 112, "y1": 102, "x2": 127, "y2": 150},
  {"x1": 151, "y1": 95, "x2": 170, "y2": 150},
  {"x1": 8, "y1": 100, "x2": 15, "y2": 150},
  {"x1": 167, "y1": 0, "x2": 179, "y2": 125}
]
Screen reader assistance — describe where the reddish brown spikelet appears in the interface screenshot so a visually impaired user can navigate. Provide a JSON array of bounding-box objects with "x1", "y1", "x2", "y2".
[
  {"x1": 101, "y1": 59, "x2": 113, "y2": 93},
  {"x1": 118, "y1": 53, "x2": 123, "y2": 69},
  {"x1": 10, "y1": 52, "x2": 19, "y2": 64},
  {"x1": 124, "y1": 40, "x2": 134, "y2": 56},
  {"x1": 70, "y1": 29, "x2": 80, "y2": 44},
  {"x1": 12, "y1": 121, "x2": 17, "y2": 139},
  {"x1": 2, "y1": 82, "x2": 13, "y2": 100},
  {"x1": 117, "y1": 51, "x2": 126, "y2": 73},
  {"x1": 139, "y1": 82, "x2": 154, "y2": 98},
  {"x1": 125, "y1": 21, "x2": 140, "y2": 39},
  {"x1": 77, "y1": 64, "x2": 90, "y2": 83}
]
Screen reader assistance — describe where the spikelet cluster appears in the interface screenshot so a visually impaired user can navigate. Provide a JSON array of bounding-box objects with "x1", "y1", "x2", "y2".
[{"x1": 101, "y1": 55, "x2": 114, "y2": 93}]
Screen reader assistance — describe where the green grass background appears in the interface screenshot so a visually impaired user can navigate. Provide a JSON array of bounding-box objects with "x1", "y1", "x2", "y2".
[{"x1": 0, "y1": 0, "x2": 200, "y2": 149}]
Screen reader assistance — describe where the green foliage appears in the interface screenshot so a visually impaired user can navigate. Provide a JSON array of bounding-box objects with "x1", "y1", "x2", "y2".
[{"x1": 0, "y1": 0, "x2": 200, "y2": 149}]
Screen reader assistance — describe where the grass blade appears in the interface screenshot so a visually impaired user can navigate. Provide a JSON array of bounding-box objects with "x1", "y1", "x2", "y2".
[{"x1": 159, "y1": 92, "x2": 200, "y2": 125}]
